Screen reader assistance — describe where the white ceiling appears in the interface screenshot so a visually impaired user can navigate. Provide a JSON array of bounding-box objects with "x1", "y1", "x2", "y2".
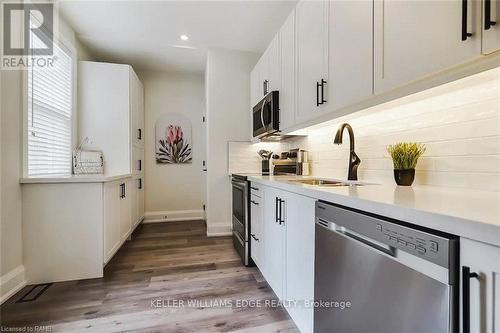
[{"x1": 59, "y1": 0, "x2": 297, "y2": 73}]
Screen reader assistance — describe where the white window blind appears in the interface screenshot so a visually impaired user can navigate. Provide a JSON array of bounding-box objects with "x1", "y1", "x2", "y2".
[{"x1": 27, "y1": 18, "x2": 73, "y2": 176}]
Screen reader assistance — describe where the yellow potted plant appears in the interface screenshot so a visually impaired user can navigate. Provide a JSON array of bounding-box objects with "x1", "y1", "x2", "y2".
[{"x1": 387, "y1": 142, "x2": 426, "y2": 186}]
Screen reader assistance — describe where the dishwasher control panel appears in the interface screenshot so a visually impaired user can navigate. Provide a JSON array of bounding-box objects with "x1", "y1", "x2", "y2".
[
  {"x1": 316, "y1": 201, "x2": 458, "y2": 269},
  {"x1": 377, "y1": 223, "x2": 439, "y2": 255}
]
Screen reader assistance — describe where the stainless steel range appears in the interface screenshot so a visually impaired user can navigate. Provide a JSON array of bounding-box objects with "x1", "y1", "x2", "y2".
[
  {"x1": 314, "y1": 201, "x2": 459, "y2": 333},
  {"x1": 231, "y1": 174, "x2": 252, "y2": 266}
]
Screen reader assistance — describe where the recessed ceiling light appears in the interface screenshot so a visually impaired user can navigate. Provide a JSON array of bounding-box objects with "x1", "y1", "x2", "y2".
[{"x1": 180, "y1": 34, "x2": 189, "y2": 41}]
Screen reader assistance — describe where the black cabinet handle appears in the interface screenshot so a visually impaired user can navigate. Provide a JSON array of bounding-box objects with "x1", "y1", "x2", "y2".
[
  {"x1": 138, "y1": 160, "x2": 142, "y2": 171},
  {"x1": 251, "y1": 234, "x2": 259, "y2": 242},
  {"x1": 138, "y1": 178, "x2": 142, "y2": 189},
  {"x1": 120, "y1": 183, "x2": 125, "y2": 198},
  {"x1": 316, "y1": 79, "x2": 327, "y2": 106},
  {"x1": 462, "y1": 266, "x2": 479, "y2": 333},
  {"x1": 250, "y1": 200, "x2": 259, "y2": 205},
  {"x1": 275, "y1": 197, "x2": 279, "y2": 223},
  {"x1": 462, "y1": 0, "x2": 473, "y2": 40},
  {"x1": 278, "y1": 198, "x2": 284, "y2": 224},
  {"x1": 250, "y1": 186, "x2": 259, "y2": 191},
  {"x1": 485, "y1": 0, "x2": 497, "y2": 30},
  {"x1": 320, "y1": 79, "x2": 327, "y2": 104},
  {"x1": 123, "y1": 183, "x2": 126, "y2": 198},
  {"x1": 278, "y1": 198, "x2": 285, "y2": 225},
  {"x1": 316, "y1": 81, "x2": 321, "y2": 106},
  {"x1": 138, "y1": 128, "x2": 142, "y2": 140}
]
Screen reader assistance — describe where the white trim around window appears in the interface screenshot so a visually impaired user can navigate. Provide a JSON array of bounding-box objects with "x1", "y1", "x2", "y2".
[{"x1": 22, "y1": 23, "x2": 77, "y2": 178}]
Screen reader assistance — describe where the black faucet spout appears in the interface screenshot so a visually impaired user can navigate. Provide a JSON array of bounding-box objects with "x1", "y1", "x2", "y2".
[{"x1": 334, "y1": 123, "x2": 361, "y2": 181}]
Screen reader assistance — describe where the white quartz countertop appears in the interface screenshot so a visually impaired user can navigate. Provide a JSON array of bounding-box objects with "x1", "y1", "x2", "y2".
[
  {"x1": 20, "y1": 174, "x2": 132, "y2": 184},
  {"x1": 246, "y1": 175, "x2": 500, "y2": 247}
]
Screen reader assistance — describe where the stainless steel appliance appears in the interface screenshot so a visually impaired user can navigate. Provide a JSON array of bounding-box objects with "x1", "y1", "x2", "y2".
[
  {"x1": 231, "y1": 174, "x2": 252, "y2": 266},
  {"x1": 253, "y1": 91, "x2": 279, "y2": 139},
  {"x1": 272, "y1": 149, "x2": 310, "y2": 176},
  {"x1": 314, "y1": 201, "x2": 459, "y2": 333}
]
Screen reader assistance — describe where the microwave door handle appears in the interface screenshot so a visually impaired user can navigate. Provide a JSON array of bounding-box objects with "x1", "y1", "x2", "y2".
[{"x1": 260, "y1": 100, "x2": 267, "y2": 129}]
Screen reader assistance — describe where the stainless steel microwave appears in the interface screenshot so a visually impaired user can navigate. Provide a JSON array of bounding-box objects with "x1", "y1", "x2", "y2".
[{"x1": 253, "y1": 91, "x2": 279, "y2": 139}]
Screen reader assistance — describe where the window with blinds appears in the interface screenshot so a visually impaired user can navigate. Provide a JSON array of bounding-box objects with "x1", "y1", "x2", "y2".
[{"x1": 27, "y1": 18, "x2": 74, "y2": 176}]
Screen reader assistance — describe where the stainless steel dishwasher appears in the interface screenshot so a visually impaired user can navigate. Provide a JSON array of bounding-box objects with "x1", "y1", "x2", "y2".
[{"x1": 314, "y1": 201, "x2": 459, "y2": 333}]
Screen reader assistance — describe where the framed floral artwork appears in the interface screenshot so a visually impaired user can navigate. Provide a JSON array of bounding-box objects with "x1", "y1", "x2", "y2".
[{"x1": 155, "y1": 113, "x2": 192, "y2": 164}]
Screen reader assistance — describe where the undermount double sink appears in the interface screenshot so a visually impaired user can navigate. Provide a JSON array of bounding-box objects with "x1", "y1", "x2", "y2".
[{"x1": 287, "y1": 178, "x2": 370, "y2": 187}]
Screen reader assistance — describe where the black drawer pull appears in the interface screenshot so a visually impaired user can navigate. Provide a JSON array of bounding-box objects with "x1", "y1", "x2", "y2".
[
  {"x1": 275, "y1": 197, "x2": 279, "y2": 223},
  {"x1": 278, "y1": 198, "x2": 285, "y2": 225},
  {"x1": 461, "y1": 0, "x2": 473, "y2": 40},
  {"x1": 462, "y1": 266, "x2": 479, "y2": 333},
  {"x1": 250, "y1": 186, "x2": 259, "y2": 191},
  {"x1": 316, "y1": 79, "x2": 327, "y2": 106},
  {"x1": 251, "y1": 234, "x2": 259, "y2": 242},
  {"x1": 316, "y1": 81, "x2": 320, "y2": 106},
  {"x1": 250, "y1": 200, "x2": 259, "y2": 205},
  {"x1": 485, "y1": 0, "x2": 497, "y2": 30}
]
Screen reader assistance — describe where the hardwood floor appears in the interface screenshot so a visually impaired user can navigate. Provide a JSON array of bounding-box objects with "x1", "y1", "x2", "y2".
[{"x1": 0, "y1": 220, "x2": 298, "y2": 332}]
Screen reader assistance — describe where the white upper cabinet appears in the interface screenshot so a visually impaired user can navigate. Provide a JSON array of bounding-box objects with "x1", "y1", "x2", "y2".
[
  {"x1": 79, "y1": 61, "x2": 145, "y2": 176},
  {"x1": 131, "y1": 72, "x2": 145, "y2": 148},
  {"x1": 280, "y1": 8, "x2": 296, "y2": 131},
  {"x1": 328, "y1": 0, "x2": 373, "y2": 111},
  {"x1": 296, "y1": 0, "x2": 330, "y2": 124},
  {"x1": 267, "y1": 34, "x2": 281, "y2": 93},
  {"x1": 250, "y1": 66, "x2": 261, "y2": 108},
  {"x1": 482, "y1": 0, "x2": 500, "y2": 54},
  {"x1": 374, "y1": 0, "x2": 482, "y2": 94}
]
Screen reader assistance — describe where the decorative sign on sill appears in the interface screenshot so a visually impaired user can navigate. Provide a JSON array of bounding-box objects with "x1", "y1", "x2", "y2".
[{"x1": 155, "y1": 113, "x2": 193, "y2": 164}]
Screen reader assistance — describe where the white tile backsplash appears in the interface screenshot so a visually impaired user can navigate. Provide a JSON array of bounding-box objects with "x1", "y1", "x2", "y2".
[
  {"x1": 230, "y1": 67, "x2": 500, "y2": 191},
  {"x1": 228, "y1": 141, "x2": 284, "y2": 174}
]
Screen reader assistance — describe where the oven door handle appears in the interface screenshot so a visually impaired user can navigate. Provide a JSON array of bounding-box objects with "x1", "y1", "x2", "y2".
[{"x1": 231, "y1": 180, "x2": 247, "y2": 189}]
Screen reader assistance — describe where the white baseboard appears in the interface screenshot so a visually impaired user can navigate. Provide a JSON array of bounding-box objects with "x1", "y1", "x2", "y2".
[
  {"x1": 143, "y1": 209, "x2": 205, "y2": 223},
  {"x1": 0, "y1": 265, "x2": 26, "y2": 304},
  {"x1": 206, "y1": 222, "x2": 232, "y2": 237}
]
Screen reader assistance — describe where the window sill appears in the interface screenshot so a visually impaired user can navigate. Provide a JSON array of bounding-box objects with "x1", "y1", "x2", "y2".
[{"x1": 20, "y1": 174, "x2": 132, "y2": 184}]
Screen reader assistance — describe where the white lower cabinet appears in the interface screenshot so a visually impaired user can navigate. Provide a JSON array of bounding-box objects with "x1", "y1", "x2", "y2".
[
  {"x1": 256, "y1": 183, "x2": 315, "y2": 333},
  {"x1": 119, "y1": 180, "x2": 132, "y2": 241},
  {"x1": 104, "y1": 181, "x2": 122, "y2": 263},
  {"x1": 137, "y1": 177, "x2": 145, "y2": 226},
  {"x1": 285, "y1": 194, "x2": 316, "y2": 333},
  {"x1": 250, "y1": 193, "x2": 263, "y2": 266},
  {"x1": 262, "y1": 186, "x2": 286, "y2": 300},
  {"x1": 460, "y1": 238, "x2": 500, "y2": 333},
  {"x1": 104, "y1": 178, "x2": 141, "y2": 264}
]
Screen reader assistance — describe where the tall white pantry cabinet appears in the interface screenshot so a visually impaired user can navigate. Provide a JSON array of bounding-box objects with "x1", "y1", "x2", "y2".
[
  {"x1": 79, "y1": 61, "x2": 146, "y2": 264},
  {"x1": 21, "y1": 62, "x2": 146, "y2": 285}
]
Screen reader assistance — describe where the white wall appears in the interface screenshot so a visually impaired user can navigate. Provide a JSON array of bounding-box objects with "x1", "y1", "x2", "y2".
[
  {"x1": 139, "y1": 70, "x2": 206, "y2": 222},
  {"x1": 0, "y1": 13, "x2": 94, "y2": 303},
  {"x1": 0, "y1": 64, "x2": 25, "y2": 303},
  {"x1": 230, "y1": 66, "x2": 500, "y2": 192},
  {"x1": 205, "y1": 48, "x2": 259, "y2": 235}
]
